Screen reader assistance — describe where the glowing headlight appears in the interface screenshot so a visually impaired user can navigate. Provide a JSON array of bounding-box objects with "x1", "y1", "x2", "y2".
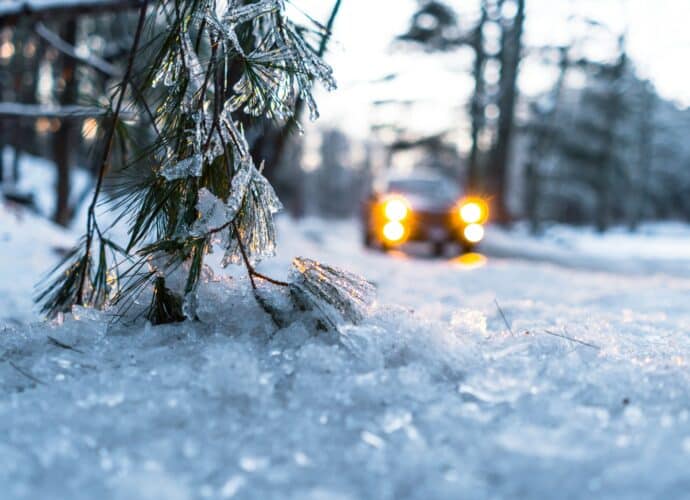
[
  {"x1": 460, "y1": 202, "x2": 482, "y2": 224},
  {"x1": 463, "y1": 223, "x2": 485, "y2": 243},
  {"x1": 384, "y1": 198, "x2": 409, "y2": 221},
  {"x1": 382, "y1": 221, "x2": 405, "y2": 242}
]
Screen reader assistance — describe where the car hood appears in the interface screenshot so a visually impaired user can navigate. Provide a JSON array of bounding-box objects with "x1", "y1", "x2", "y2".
[{"x1": 403, "y1": 194, "x2": 456, "y2": 213}]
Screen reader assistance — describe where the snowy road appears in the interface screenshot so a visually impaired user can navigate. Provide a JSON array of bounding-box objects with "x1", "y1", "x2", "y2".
[{"x1": 3, "y1": 214, "x2": 690, "y2": 499}]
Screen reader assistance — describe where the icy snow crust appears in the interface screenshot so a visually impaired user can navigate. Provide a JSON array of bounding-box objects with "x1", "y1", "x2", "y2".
[{"x1": 3, "y1": 218, "x2": 690, "y2": 499}]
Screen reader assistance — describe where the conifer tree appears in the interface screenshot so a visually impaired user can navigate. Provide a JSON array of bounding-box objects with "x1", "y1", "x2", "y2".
[{"x1": 37, "y1": 0, "x2": 372, "y2": 326}]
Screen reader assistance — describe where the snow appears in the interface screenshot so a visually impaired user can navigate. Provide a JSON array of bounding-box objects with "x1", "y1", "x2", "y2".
[
  {"x1": 1, "y1": 148, "x2": 91, "y2": 224},
  {"x1": 3, "y1": 207, "x2": 690, "y2": 498},
  {"x1": 483, "y1": 222, "x2": 690, "y2": 277},
  {"x1": 0, "y1": 207, "x2": 75, "y2": 325}
]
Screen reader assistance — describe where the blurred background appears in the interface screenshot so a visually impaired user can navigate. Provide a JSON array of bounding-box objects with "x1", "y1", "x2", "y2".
[{"x1": 1, "y1": 0, "x2": 689, "y2": 234}]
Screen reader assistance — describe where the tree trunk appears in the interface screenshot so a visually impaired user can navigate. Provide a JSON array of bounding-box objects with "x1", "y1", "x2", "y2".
[
  {"x1": 466, "y1": 0, "x2": 487, "y2": 193},
  {"x1": 524, "y1": 46, "x2": 568, "y2": 234},
  {"x1": 53, "y1": 19, "x2": 79, "y2": 226},
  {"x1": 0, "y1": 120, "x2": 4, "y2": 184},
  {"x1": 628, "y1": 85, "x2": 654, "y2": 231},
  {"x1": 488, "y1": 0, "x2": 525, "y2": 223},
  {"x1": 595, "y1": 44, "x2": 627, "y2": 233},
  {"x1": 0, "y1": 69, "x2": 4, "y2": 183},
  {"x1": 9, "y1": 24, "x2": 44, "y2": 185}
]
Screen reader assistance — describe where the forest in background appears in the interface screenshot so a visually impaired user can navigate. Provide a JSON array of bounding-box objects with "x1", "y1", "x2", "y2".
[{"x1": 1, "y1": 0, "x2": 690, "y2": 233}]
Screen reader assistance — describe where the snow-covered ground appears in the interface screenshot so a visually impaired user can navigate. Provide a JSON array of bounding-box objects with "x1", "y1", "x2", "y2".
[
  {"x1": 1, "y1": 148, "x2": 91, "y2": 223},
  {"x1": 483, "y1": 221, "x2": 690, "y2": 277},
  {"x1": 3, "y1": 206, "x2": 690, "y2": 499},
  {"x1": 0, "y1": 207, "x2": 76, "y2": 325}
]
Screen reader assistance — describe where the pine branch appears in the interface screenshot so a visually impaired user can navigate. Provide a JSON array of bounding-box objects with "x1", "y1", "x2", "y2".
[
  {"x1": 36, "y1": 0, "x2": 337, "y2": 323},
  {"x1": 76, "y1": 0, "x2": 149, "y2": 305}
]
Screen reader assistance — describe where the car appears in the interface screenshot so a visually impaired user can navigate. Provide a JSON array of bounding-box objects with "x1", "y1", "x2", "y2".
[{"x1": 362, "y1": 174, "x2": 489, "y2": 256}]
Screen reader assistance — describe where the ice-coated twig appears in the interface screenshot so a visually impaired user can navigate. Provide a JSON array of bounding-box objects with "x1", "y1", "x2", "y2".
[
  {"x1": 233, "y1": 222, "x2": 289, "y2": 290},
  {"x1": 221, "y1": 0, "x2": 282, "y2": 26}
]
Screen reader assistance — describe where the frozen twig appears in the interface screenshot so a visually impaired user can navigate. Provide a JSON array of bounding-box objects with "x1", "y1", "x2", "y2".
[{"x1": 232, "y1": 221, "x2": 289, "y2": 289}]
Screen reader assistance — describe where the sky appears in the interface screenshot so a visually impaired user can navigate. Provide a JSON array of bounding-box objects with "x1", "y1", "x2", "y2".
[{"x1": 288, "y1": 0, "x2": 690, "y2": 140}]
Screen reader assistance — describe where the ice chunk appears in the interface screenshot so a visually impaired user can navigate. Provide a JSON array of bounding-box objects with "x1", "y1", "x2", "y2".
[
  {"x1": 190, "y1": 188, "x2": 232, "y2": 236},
  {"x1": 450, "y1": 309, "x2": 488, "y2": 337},
  {"x1": 220, "y1": 475, "x2": 246, "y2": 498},
  {"x1": 380, "y1": 408, "x2": 413, "y2": 434},
  {"x1": 159, "y1": 154, "x2": 203, "y2": 181},
  {"x1": 360, "y1": 430, "x2": 385, "y2": 449},
  {"x1": 182, "y1": 291, "x2": 198, "y2": 320}
]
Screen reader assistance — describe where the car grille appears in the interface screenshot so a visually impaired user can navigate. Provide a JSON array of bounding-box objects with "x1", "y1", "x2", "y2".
[{"x1": 409, "y1": 210, "x2": 454, "y2": 241}]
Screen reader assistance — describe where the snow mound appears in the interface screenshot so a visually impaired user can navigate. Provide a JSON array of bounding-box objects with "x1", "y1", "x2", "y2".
[
  {"x1": 4, "y1": 213, "x2": 690, "y2": 498},
  {"x1": 3, "y1": 268, "x2": 690, "y2": 499}
]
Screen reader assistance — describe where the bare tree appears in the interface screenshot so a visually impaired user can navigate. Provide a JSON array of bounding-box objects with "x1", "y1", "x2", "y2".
[
  {"x1": 399, "y1": 0, "x2": 527, "y2": 222},
  {"x1": 523, "y1": 46, "x2": 570, "y2": 233},
  {"x1": 488, "y1": 0, "x2": 525, "y2": 222}
]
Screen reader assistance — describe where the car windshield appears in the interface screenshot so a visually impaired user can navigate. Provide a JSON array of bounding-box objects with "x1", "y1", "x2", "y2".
[{"x1": 388, "y1": 179, "x2": 459, "y2": 201}]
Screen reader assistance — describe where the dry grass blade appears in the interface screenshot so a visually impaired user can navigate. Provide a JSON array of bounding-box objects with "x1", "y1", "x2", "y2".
[
  {"x1": 494, "y1": 298, "x2": 514, "y2": 335},
  {"x1": 542, "y1": 329, "x2": 600, "y2": 350},
  {"x1": 8, "y1": 361, "x2": 45, "y2": 385},
  {"x1": 47, "y1": 336, "x2": 85, "y2": 354}
]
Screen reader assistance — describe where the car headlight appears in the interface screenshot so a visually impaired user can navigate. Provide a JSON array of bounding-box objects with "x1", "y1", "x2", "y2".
[
  {"x1": 458, "y1": 198, "x2": 488, "y2": 224},
  {"x1": 383, "y1": 197, "x2": 409, "y2": 221},
  {"x1": 382, "y1": 221, "x2": 406, "y2": 242},
  {"x1": 463, "y1": 223, "x2": 485, "y2": 243}
]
